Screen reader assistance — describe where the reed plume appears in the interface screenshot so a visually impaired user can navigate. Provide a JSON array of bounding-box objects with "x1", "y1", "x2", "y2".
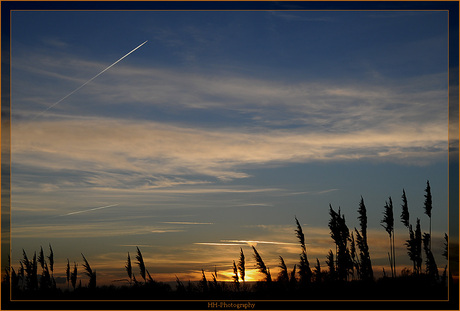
[
  {"x1": 66, "y1": 259, "x2": 70, "y2": 289},
  {"x1": 415, "y1": 218, "x2": 423, "y2": 273},
  {"x1": 232, "y1": 260, "x2": 239, "y2": 289},
  {"x1": 295, "y1": 216, "x2": 312, "y2": 284},
  {"x1": 252, "y1": 246, "x2": 271, "y2": 282},
  {"x1": 134, "y1": 247, "x2": 154, "y2": 283},
  {"x1": 71, "y1": 262, "x2": 77, "y2": 290},
  {"x1": 442, "y1": 233, "x2": 449, "y2": 285},
  {"x1": 22, "y1": 250, "x2": 38, "y2": 291},
  {"x1": 175, "y1": 275, "x2": 185, "y2": 292},
  {"x1": 126, "y1": 252, "x2": 133, "y2": 285},
  {"x1": 354, "y1": 197, "x2": 373, "y2": 281},
  {"x1": 314, "y1": 258, "x2": 323, "y2": 283},
  {"x1": 81, "y1": 253, "x2": 96, "y2": 289},
  {"x1": 211, "y1": 266, "x2": 219, "y2": 291},
  {"x1": 350, "y1": 232, "x2": 358, "y2": 278},
  {"x1": 424, "y1": 181, "x2": 433, "y2": 251},
  {"x1": 136, "y1": 247, "x2": 147, "y2": 283},
  {"x1": 442, "y1": 233, "x2": 448, "y2": 261},
  {"x1": 381, "y1": 197, "x2": 395, "y2": 277},
  {"x1": 146, "y1": 269, "x2": 154, "y2": 283},
  {"x1": 238, "y1": 248, "x2": 245, "y2": 283},
  {"x1": 278, "y1": 256, "x2": 289, "y2": 283},
  {"x1": 400, "y1": 189, "x2": 410, "y2": 228},
  {"x1": 295, "y1": 216, "x2": 307, "y2": 252},
  {"x1": 326, "y1": 249, "x2": 335, "y2": 279},
  {"x1": 423, "y1": 233, "x2": 439, "y2": 279},
  {"x1": 200, "y1": 269, "x2": 208, "y2": 293},
  {"x1": 48, "y1": 244, "x2": 54, "y2": 276},
  {"x1": 38, "y1": 247, "x2": 45, "y2": 271},
  {"x1": 328, "y1": 206, "x2": 351, "y2": 281}
]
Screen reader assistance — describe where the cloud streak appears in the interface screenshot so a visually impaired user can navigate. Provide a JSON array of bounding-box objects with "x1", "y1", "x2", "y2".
[
  {"x1": 58, "y1": 203, "x2": 119, "y2": 217},
  {"x1": 12, "y1": 115, "x2": 447, "y2": 192},
  {"x1": 12, "y1": 50, "x2": 448, "y2": 196},
  {"x1": 14, "y1": 51, "x2": 447, "y2": 131},
  {"x1": 221, "y1": 240, "x2": 298, "y2": 246},
  {"x1": 161, "y1": 222, "x2": 213, "y2": 225}
]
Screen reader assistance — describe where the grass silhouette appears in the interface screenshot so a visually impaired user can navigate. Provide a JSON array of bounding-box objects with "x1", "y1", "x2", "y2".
[{"x1": 3, "y1": 181, "x2": 456, "y2": 302}]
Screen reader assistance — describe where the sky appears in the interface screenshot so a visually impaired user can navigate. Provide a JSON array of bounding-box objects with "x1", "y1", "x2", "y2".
[{"x1": 8, "y1": 9, "x2": 451, "y2": 286}]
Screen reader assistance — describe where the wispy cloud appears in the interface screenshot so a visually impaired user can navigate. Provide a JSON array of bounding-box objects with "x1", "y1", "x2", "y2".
[
  {"x1": 58, "y1": 203, "x2": 119, "y2": 217},
  {"x1": 12, "y1": 50, "x2": 447, "y2": 194},
  {"x1": 150, "y1": 229, "x2": 185, "y2": 233},
  {"x1": 284, "y1": 189, "x2": 339, "y2": 196},
  {"x1": 269, "y1": 11, "x2": 334, "y2": 22},
  {"x1": 12, "y1": 115, "x2": 447, "y2": 192},
  {"x1": 221, "y1": 240, "x2": 298, "y2": 246},
  {"x1": 231, "y1": 203, "x2": 273, "y2": 207},
  {"x1": 14, "y1": 51, "x2": 446, "y2": 131},
  {"x1": 41, "y1": 37, "x2": 70, "y2": 49},
  {"x1": 161, "y1": 222, "x2": 213, "y2": 225},
  {"x1": 194, "y1": 239, "x2": 298, "y2": 247},
  {"x1": 12, "y1": 222, "x2": 190, "y2": 239},
  {"x1": 194, "y1": 242, "x2": 246, "y2": 246}
]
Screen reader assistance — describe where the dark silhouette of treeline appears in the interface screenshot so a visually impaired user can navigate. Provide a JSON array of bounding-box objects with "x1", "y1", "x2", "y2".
[{"x1": 2, "y1": 180, "x2": 457, "y2": 301}]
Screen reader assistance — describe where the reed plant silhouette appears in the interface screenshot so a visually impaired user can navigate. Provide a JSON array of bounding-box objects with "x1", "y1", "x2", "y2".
[
  {"x1": 125, "y1": 252, "x2": 133, "y2": 285},
  {"x1": 381, "y1": 197, "x2": 395, "y2": 277},
  {"x1": 232, "y1": 260, "x2": 240, "y2": 290},
  {"x1": 252, "y1": 246, "x2": 271, "y2": 283},
  {"x1": 125, "y1": 252, "x2": 139, "y2": 285},
  {"x1": 238, "y1": 248, "x2": 245, "y2": 281},
  {"x1": 70, "y1": 262, "x2": 77, "y2": 291},
  {"x1": 210, "y1": 266, "x2": 223, "y2": 293},
  {"x1": 414, "y1": 219, "x2": 423, "y2": 273},
  {"x1": 175, "y1": 275, "x2": 185, "y2": 293},
  {"x1": 422, "y1": 233, "x2": 439, "y2": 280},
  {"x1": 443, "y1": 233, "x2": 448, "y2": 261},
  {"x1": 81, "y1": 254, "x2": 96, "y2": 289},
  {"x1": 328, "y1": 206, "x2": 352, "y2": 281},
  {"x1": 326, "y1": 249, "x2": 336, "y2": 281},
  {"x1": 136, "y1": 247, "x2": 147, "y2": 283},
  {"x1": 5, "y1": 180, "x2": 451, "y2": 301},
  {"x1": 355, "y1": 197, "x2": 373, "y2": 281},
  {"x1": 48, "y1": 244, "x2": 55, "y2": 287},
  {"x1": 37, "y1": 247, "x2": 48, "y2": 289},
  {"x1": 295, "y1": 216, "x2": 312, "y2": 284},
  {"x1": 65, "y1": 259, "x2": 70, "y2": 290},
  {"x1": 424, "y1": 180, "x2": 433, "y2": 251},
  {"x1": 200, "y1": 269, "x2": 208, "y2": 293},
  {"x1": 277, "y1": 256, "x2": 289, "y2": 284},
  {"x1": 21, "y1": 250, "x2": 38, "y2": 291},
  {"x1": 441, "y1": 233, "x2": 449, "y2": 284},
  {"x1": 406, "y1": 224, "x2": 417, "y2": 274},
  {"x1": 406, "y1": 218, "x2": 424, "y2": 275},
  {"x1": 135, "y1": 247, "x2": 154, "y2": 284},
  {"x1": 314, "y1": 258, "x2": 323, "y2": 283},
  {"x1": 401, "y1": 189, "x2": 410, "y2": 228},
  {"x1": 349, "y1": 233, "x2": 359, "y2": 280}
]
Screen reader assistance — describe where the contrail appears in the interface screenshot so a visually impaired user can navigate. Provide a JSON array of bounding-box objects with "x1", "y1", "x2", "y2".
[
  {"x1": 35, "y1": 40, "x2": 148, "y2": 118},
  {"x1": 59, "y1": 203, "x2": 119, "y2": 217}
]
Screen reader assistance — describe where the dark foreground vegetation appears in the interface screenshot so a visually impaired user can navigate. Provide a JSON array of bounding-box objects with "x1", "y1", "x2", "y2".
[
  {"x1": 2, "y1": 181, "x2": 458, "y2": 303},
  {"x1": 3, "y1": 271, "x2": 453, "y2": 301}
]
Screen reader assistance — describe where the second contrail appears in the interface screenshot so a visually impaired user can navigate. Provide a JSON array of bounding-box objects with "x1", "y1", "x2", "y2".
[
  {"x1": 35, "y1": 40, "x2": 148, "y2": 118},
  {"x1": 59, "y1": 203, "x2": 120, "y2": 217}
]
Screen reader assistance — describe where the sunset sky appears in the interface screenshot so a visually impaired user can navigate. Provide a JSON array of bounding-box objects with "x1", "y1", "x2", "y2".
[{"x1": 9, "y1": 7, "x2": 452, "y2": 285}]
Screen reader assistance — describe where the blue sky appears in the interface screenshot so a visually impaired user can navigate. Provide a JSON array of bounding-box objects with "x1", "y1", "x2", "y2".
[{"x1": 9, "y1": 9, "x2": 450, "y2": 284}]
